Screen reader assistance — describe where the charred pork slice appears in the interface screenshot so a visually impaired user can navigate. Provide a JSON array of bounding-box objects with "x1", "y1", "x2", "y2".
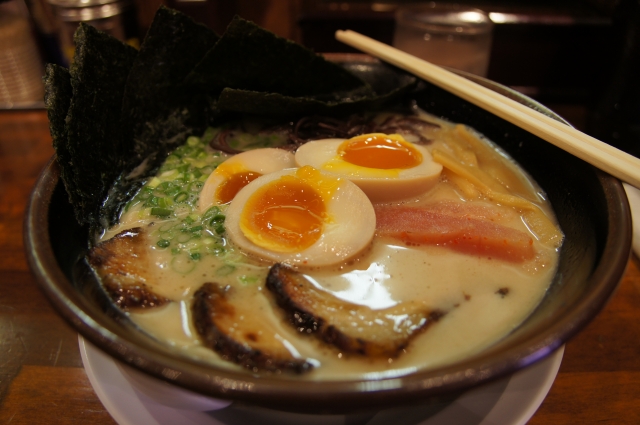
[
  {"x1": 192, "y1": 282, "x2": 314, "y2": 374},
  {"x1": 266, "y1": 264, "x2": 444, "y2": 358},
  {"x1": 87, "y1": 227, "x2": 170, "y2": 310}
]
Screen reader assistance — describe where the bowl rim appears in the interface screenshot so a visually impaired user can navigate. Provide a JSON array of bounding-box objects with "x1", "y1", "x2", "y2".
[{"x1": 24, "y1": 59, "x2": 633, "y2": 413}]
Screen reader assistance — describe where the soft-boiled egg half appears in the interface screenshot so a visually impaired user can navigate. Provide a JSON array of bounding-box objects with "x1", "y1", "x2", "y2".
[
  {"x1": 295, "y1": 133, "x2": 443, "y2": 202},
  {"x1": 199, "y1": 148, "x2": 296, "y2": 212},
  {"x1": 225, "y1": 165, "x2": 376, "y2": 267}
]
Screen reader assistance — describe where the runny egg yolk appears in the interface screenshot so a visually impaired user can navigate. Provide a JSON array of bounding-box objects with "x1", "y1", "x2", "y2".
[
  {"x1": 216, "y1": 171, "x2": 261, "y2": 204},
  {"x1": 338, "y1": 133, "x2": 422, "y2": 170},
  {"x1": 198, "y1": 148, "x2": 297, "y2": 212},
  {"x1": 226, "y1": 165, "x2": 376, "y2": 266},
  {"x1": 294, "y1": 134, "x2": 443, "y2": 202},
  {"x1": 239, "y1": 166, "x2": 340, "y2": 253}
]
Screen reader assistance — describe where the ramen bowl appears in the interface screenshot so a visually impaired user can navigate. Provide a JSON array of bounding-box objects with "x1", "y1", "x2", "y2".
[{"x1": 24, "y1": 58, "x2": 631, "y2": 414}]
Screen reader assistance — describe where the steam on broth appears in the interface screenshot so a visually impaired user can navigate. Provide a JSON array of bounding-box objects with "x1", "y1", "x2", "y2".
[{"x1": 91, "y1": 108, "x2": 563, "y2": 380}]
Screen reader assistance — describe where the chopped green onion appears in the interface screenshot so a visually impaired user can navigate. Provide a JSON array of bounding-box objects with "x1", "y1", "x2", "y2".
[
  {"x1": 176, "y1": 232, "x2": 192, "y2": 243},
  {"x1": 165, "y1": 186, "x2": 180, "y2": 196},
  {"x1": 147, "y1": 177, "x2": 162, "y2": 188},
  {"x1": 171, "y1": 255, "x2": 196, "y2": 274},
  {"x1": 216, "y1": 264, "x2": 236, "y2": 276},
  {"x1": 151, "y1": 207, "x2": 172, "y2": 217},
  {"x1": 239, "y1": 275, "x2": 259, "y2": 285},
  {"x1": 174, "y1": 192, "x2": 189, "y2": 203},
  {"x1": 188, "y1": 181, "x2": 203, "y2": 192},
  {"x1": 201, "y1": 127, "x2": 217, "y2": 143},
  {"x1": 203, "y1": 206, "x2": 221, "y2": 219}
]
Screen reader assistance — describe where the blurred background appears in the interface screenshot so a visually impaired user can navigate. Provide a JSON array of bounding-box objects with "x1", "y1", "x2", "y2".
[{"x1": 1, "y1": 0, "x2": 638, "y2": 157}]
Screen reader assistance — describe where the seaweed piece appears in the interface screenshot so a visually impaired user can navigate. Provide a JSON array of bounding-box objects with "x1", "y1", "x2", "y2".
[
  {"x1": 215, "y1": 59, "x2": 418, "y2": 118},
  {"x1": 43, "y1": 64, "x2": 79, "y2": 208},
  {"x1": 216, "y1": 88, "x2": 350, "y2": 117},
  {"x1": 184, "y1": 16, "x2": 369, "y2": 97},
  {"x1": 216, "y1": 71, "x2": 417, "y2": 119},
  {"x1": 99, "y1": 7, "x2": 222, "y2": 227},
  {"x1": 121, "y1": 6, "x2": 221, "y2": 173},
  {"x1": 64, "y1": 23, "x2": 137, "y2": 228}
]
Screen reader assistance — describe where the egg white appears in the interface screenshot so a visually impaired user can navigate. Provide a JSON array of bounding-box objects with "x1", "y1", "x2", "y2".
[
  {"x1": 198, "y1": 148, "x2": 296, "y2": 212},
  {"x1": 225, "y1": 167, "x2": 376, "y2": 268},
  {"x1": 295, "y1": 137, "x2": 443, "y2": 202}
]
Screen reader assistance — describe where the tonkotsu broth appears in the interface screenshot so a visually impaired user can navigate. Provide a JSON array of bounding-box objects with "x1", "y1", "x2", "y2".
[{"x1": 98, "y1": 110, "x2": 562, "y2": 380}]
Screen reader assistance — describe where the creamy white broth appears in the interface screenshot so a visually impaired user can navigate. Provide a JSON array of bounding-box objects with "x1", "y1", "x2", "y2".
[{"x1": 98, "y1": 111, "x2": 561, "y2": 380}]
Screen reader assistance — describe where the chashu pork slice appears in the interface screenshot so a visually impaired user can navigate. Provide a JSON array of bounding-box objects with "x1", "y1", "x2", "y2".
[
  {"x1": 192, "y1": 282, "x2": 314, "y2": 374},
  {"x1": 87, "y1": 227, "x2": 171, "y2": 310},
  {"x1": 266, "y1": 263, "x2": 444, "y2": 358},
  {"x1": 375, "y1": 203, "x2": 535, "y2": 263}
]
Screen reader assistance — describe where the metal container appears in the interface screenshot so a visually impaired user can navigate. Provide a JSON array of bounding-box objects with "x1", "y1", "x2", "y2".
[{"x1": 47, "y1": 0, "x2": 138, "y2": 66}]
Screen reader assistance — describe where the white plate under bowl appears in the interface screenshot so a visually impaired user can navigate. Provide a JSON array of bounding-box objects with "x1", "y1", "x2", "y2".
[
  {"x1": 79, "y1": 336, "x2": 563, "y2": 425},
  {"x1": 623, "y1": 183, "x2": 640, "y2": 257}
]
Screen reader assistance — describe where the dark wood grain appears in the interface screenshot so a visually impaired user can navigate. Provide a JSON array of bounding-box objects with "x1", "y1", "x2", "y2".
[
  {"x1": 0, "y1": 110, "x2": 638, "y2": 424},
  {"x1": 0, "y1": 366, "x2": 116, "y2": 425},
  {"x1": 528, "y1": 257, "x2": 640, "y2": 425},
  {"x1": 0, "y1": 110, "x2": 116, "y2": 424}
]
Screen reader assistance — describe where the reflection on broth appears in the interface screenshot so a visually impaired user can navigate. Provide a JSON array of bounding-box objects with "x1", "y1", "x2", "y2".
[{"x1": 89, "y1": 109, "x2": 563, "y2": 380}]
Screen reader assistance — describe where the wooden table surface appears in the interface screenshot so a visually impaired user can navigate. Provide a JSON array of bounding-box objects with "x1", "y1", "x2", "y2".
[{"x1": 1, "y1": 109, "x2": 639, "y2": 424}]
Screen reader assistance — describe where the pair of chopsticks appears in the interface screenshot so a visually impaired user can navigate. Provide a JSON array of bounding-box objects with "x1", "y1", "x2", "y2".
[{"x1": 336, "y1": 30, "x2": 640, "y2": 189}]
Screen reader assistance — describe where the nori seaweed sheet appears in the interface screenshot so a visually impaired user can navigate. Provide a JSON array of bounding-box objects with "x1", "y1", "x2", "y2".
[
  {"x1": 64, "y1": 23, "x2": 137, "y2": 228},
  {"x1": 43, "y1": 64, "x2": 78, "y2": 207},
  {"x1": 184, "y1": 16, "x2": 370, "y2": 97},
  {"x1": 216, "y1": 63, "x2": 418, "y2": 118},
  {"x1": 121, "y1": 6, "x2": 220, "y2": 173}
]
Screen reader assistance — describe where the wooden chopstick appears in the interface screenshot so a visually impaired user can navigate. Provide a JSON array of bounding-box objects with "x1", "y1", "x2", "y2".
[{"x1": 335, "y1": 29, "x2": 640, "y2": 189}]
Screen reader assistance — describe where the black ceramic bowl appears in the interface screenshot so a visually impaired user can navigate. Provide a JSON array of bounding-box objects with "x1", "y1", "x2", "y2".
[{"x1": 25, "y1": 57, "x2": 632, "y2": 414}]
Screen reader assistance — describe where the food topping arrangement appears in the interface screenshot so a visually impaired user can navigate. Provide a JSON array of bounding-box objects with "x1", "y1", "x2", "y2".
[{"x1": 45, "y1": 6, "x2": 563, "y2": 379}]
